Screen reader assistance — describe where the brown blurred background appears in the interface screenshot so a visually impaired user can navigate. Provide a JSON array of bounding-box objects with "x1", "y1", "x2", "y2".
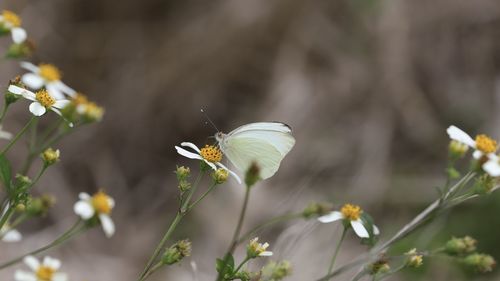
[{"x1": 1, "y1": 0, "x2": 500, "y2": 280}]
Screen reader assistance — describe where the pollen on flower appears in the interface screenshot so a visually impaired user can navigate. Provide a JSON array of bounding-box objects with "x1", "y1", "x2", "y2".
[
  {"x1": 2, "y1": 10, "x2": 21, "y2": 27},
  {"x1": 35, "y1": 90, "x2": 56, "y2": 108},
  {"x1": 39, "y1": 64, "x2": 61, "y2": 81},
  {"x1": 475, "y1": 134, "x2": 497, "y2": 154},
  {"x1": 341, "y1": 203, "x2": 362, "y2": 221},
  {"x1": 200, "y1": 145, "x2": 222, "y2": 163},
  {"x1": 36, "y1": 266, "x2": 55, "y2": 281},
  {"x1": 92, "y1": 191, "x2": 112, "y2": 214}
]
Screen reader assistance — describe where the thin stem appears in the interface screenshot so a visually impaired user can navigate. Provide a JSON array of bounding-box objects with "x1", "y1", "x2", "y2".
[
  {"x1": 236, "y1": 213, "x2": 303, "y2": 245},
  {"x1": 327, "y1": 226, "x2": 347, "y2": 278},
  {"x1": 233, "y1": 256, "x2": 251, "y2": 276},
  {"x1": 0, "y1": 205, "x2": 14, "y2": 232},
  {"x1": 138, "y1": 171, "x2": 204, "y2": 280},
  {"x1": 0, "y1": 103, "x2": 10, "y2": 124},
  {"x1": 0, "y1": 220, "x2": 84, "y2": 270},
  {"x1": 216, "y1": 186, "x2": 252, "y2": 281},
  {"x1": 1, "y1": 117, "x2": 36, "y2": 155},
  {"x1": 188, "y1": 182, "x2": 217, "y2": 210},
  {"x1": 140, "y1": 262, "x2": 163, "y2": 281}
]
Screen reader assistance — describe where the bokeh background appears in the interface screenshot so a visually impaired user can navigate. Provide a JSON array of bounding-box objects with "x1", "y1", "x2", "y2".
[{"x1": 1, "y1": 0, "x2": 500, "y2": 280}]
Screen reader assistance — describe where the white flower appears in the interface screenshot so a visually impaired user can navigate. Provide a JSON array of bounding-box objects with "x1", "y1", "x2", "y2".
[
  {"x1": 7, "y1": 85, "x2": 70, "y2": 117},
  {"x1": 447, "y1": 125, "x2": 500, "y2": 177},
  {"x1": 0, "y1": 125, "x2": 13, "y2": 140},
  {"x1": 0, "y1": 10, "x2": 27, "y2": 44},
  {"x1": 73, "y1": 191, "x2": 115, "y2": 238},
  {"x1": 247, "y1": 237, "x2": 273, "y2": 257},
  {"x1": 0, "y1": 223, "x2": 22, "y2": 242},
  {"x1": 447, "y1": 125, "x2": 498, "y2": 160},
  {"x1": 15, "y1": 256, "x2": 67, "y2": 281},
  {"x1": 175, "y1": 142, "x2": 242, "y2": 184},
  {"x1": 20, "y1": 62, "x2": 76, "y2": 99},
  {"x1": 318, "y1": 203, "x2": 379, "y2": 238}
]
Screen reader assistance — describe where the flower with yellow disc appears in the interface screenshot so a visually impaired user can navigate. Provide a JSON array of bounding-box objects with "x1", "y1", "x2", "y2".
[
  {"x1": 8, "y1": 85, "x2": 70, "y2": 117},
  {"x1": 15, "y1": 256, "x2": 67, "y2": 281},
  {"x1": 19, "y1": 62, "x2": 76, "y2": 99},
  {"x1": 175, "y1": 142, "x2": 241, "y2": 184},
  {"x1": 318, "y1": 203, "x2": 379, "y2": 238},
  {"x1": 0, "y1": 10, "x2": 27, "y2": 44},
  {"x1": 73, "y1": 191, "x2": 115, "y2": 238}
]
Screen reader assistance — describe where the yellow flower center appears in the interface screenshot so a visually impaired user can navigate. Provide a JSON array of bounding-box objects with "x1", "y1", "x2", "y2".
[
  {"x1": 2, "y1": 10, "x2": 21, "y2": 27},
  {"x1": 475, "y1": 134, "x2": 497, "y2": 154},
  {"x1": 340, "y1": 203, "x2": 362, "y2": 221},
  {"x1": 200, "y1": 145, "x2": 222, "y2": 163},
  {"x1": 35, "y1": 90, "x2": 56, "y2": 108},
  {"x1": 39, "y1": 64, "x2": 61, "y2": 81},
  {"x1": 36, "y1": 266, "x2": 55, "y2": 281},
  {"x1": 92, "y1": 191, "x2": 112, "y2": 214}
]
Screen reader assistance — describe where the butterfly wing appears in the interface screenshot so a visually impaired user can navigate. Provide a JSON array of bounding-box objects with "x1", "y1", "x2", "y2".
[{"x1": 221, "y1": 123, "x2": 295, "y2": 179}]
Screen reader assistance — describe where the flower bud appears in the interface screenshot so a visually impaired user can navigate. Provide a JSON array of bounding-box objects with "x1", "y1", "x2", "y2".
[
  {"x1": 261, "y1": 260, "x2": 292, "y2": 280},
  {"x1": 5, "y1": 40, "x2": 35, "y2": 58},
  {"x1": 445, "y1": 236, "x2": 477, "y2": 256},
  {"x1": 178, "y1": 181, "x2": 191, "y2": 193},
  {"x1": 247, "y1": 237, "x2": 272, "y2": 259},
  {"x1": 245, "y1": 162, "x2": 261, "y2": 188},
  {"x1": 15, "y1": 203, "x2": 26, "y2": 213},
  {"x1": 302, "y1": 201, "x2": 333, "y2": 219},
  {"x1": 233, "y1": 270, "x2": 251, "y2": 281},
  {"x1": 212, "y1": 168, "x2": 229, "y2": 184},
  {"x1": 41, "y1": 148, "x2": 60, "y2": 166},
  {"x1": 473, "y1": 174, "x2": 494, "y2": 195},
  {"x1": 369, "y1": 260, "x2": 390, "y2": 275},
  {"x1": 405, "y1": 248, "x2": 423, "y2": 268},
  {"x1": 175, "y1": 166, "x2": 190, "y2": 181},
  {"x1": 449, "y1": 140, "x2": 469, "y2": 159},
  {"x1": 162, "y1": 239, "x2": 192, "y2": 265},
  {"x1": 26, "y1": 194, "x2": 56, "y2": 217},
  {"x1": 15, "y1": 174, "x2": 32, "y2": 186},
  {"x1": 5, "y1": 79, "x2": 23, "y2": 105},
  {"x1": 463, "y1": 253, "x2": 496, "y2": 273}
]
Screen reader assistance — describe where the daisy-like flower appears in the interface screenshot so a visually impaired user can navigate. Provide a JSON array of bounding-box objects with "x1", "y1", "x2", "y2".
[
  {"x1": 0, "y1": 223, "x2": 22, "y2": 242},
  {"x1": 15, "y1": 256, "x2": 67, "y2": 281},
  {"x1": 318, "y1": 203, "x2": 379, "y2": 238},
  {"x1": 447, "y1": 125, "x2": 498, "y2": 160},
  {"x1": 20, "y1": 62, "x2": 76, "y2": 99},
  {"x1": 0, "y1": 125, "x2": 13, "y2": 140},
  {"x1": 0, "y1": 10, "x2": 27, "y2": 44},
  {"x1": 73, "y1": 191, "x2": 115, "y2": 238},
  {"x1": 7, "y1": 85, "x2": 70, "y2": 117},
  {"x1": 175, "y1": 142, "x2": 242, "y2": 184},
  {"x1": 247, "y1": 237, "x2": 273, "y2": 258}
]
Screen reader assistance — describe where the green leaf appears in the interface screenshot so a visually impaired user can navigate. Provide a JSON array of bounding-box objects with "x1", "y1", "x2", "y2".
[
  {"x1": 215, "y1": 254, "x2": 235, "y2": 277},
  {"x1": 0, "y1": 154, "x2": 12, "y2": 193}
]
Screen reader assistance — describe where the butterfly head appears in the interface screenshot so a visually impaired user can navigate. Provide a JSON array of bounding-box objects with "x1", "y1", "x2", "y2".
[{"x1": 215, "y1": 132, "x2": 226, "y2": 143}]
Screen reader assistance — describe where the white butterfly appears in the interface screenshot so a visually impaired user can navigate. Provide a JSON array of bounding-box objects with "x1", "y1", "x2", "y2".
[{"x1": 215, "y1": 122, "x2": 295, "y2": 180}]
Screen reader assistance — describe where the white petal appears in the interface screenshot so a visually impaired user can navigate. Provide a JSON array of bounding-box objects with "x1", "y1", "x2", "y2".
[
  {"x1": 447, "y1": 125, "x2": 476, "y2": 148},
  {"x1": 53, "y1": 99, "x2": 70, "y2": 109},
  {"x1": 52, "y1": 273, "x2": 68, "y2": 281},
  {"x1": 180, "y1": 142, "x2": 201, "y2": 153},
  {"x1": 107, "y1": 197, "x2": 115, "y2": 209},
  {"x1": 46, "y1": 83, "x2": 65, "y2": 100},
  {"x1": 99, "y1": 214, "x2": 115, "y2": 238},
  {"x1": 259, "y1": 251, "x2": 273, "y2": 256},
  {"x1": 317, "y1": 211, "x2": 344, "y2": 223},
  {"x1": 483, "y1": 160, "x2": 500, "y2": 177},
  {"x1": 20, "y1": 62, "x2": 39, "y2": 73},
  {"x1": 29, "y1": 102, "x2": 46, "y2": 116},
  {"x1": 203, "y1": 159, "x2": 217, "y2": 170},
  {"x1": 11, "y1": 27, "x2": 27, "y2": 44},
  {"x1": 22, "y1": 73, "x2": 44, "y2": 89},
  {"x1": 175, "y1": 146, "x2": 203, "y2": 160},
  {"x1": 42, "y1": 256, "x2": 61, "y2": 270},
  {"x1": 23, "y1": 256, "x2": 40, "y2": 271},
  {"x1": 8, "y1": 85, "x2": 33, "y2": 97},
  {"x1": 79, "y1": 192, "x2": 91, "y2": 200},
  {"x1": 373, "y1": 225, "x2": 380, "y2": 235},
  {"x1": 351, "y1": 220, "x2": 370, "y2": 238},
  {"x1": 0, "y1": 130, "x2": 13, "y2": 140},
  {"x1": 473, "y1": 150, "x2": 484, "y2": 159},
  {"x1": 14, "y1": 270, "x2": 37, "y2": 281},
  {"x1": 2, "y1": 229, "x2": 22, "y2": 242},
  {"x1": 54, "y1": 81, "x2": 76, "y2": 97},
  {"x1": 216, "y1": 162, "x2": 242, "y2": 184},
  {"x1": 73, "y1": 201, "x2": 95, "y2": 219}
]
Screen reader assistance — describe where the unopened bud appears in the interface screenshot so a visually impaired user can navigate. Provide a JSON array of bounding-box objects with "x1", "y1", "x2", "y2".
[
  {"x1": 41, "y1": 148, "x2": 60, "y2": 166},
  {"x1": 175, "y1": 166, "x2": 190, "y2": 181},
  {"x1": 405, "y1": 248, "x2": 423, "y2": 268},
  {"x1": 445, "y1": 236, "x2": 477, "y2": 256},
  {"x1": 369, "y1": 260, "x2": 390, "y2": 275},
  {"x1": 212, "y1": 169, "x2": 229, "y2": 184},
  {"x1": 449, "y1": 140, "x2": 469, "y2": 159},
  {"x1": 473, "y1": 174, "x2": 494, "y2": 195},
  {"x1": 162, "y1": 239, "x2": 192, "y2": 265},
  {"x1": 26, "y1": 195, "x2": 56, "y2": 216},
  {"x1": 245, "y1": 162, "x2": 261, "y2": 188},
  {"x1": 302, "y1": 201, "x2": 333, "y2": 219},
  {"x1": 463, "y1": 253, "x2": 496, "y2": 273},
  {"x1": 261, "y1": 260, "x2": 292, "y2": 281}
]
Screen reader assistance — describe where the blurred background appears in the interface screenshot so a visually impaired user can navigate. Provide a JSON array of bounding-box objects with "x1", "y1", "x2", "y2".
[{"x1": 1, "y1": 0, "x2": 500, "y2": 280}]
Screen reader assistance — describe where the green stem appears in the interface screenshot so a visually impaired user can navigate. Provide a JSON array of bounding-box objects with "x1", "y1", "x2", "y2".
[
  {"x1": 327, "y1": 226, "x2": 347, "y2": 278},
  {"x1": 216, "y1": 186, "x2": 252, "y2": 281},
  {"x1": 138, "y1": 171, "x2": 204, "y2": 280},
  {"x1": 1, "y1": 117, "x2": 36, "y2": 155},
  {"x1": 237, "y1": 213, "x2": 302, "y2": 245},
  {"x1": 8, "y1": 213, "x2": 28, "y2": 230},
  {"x1": 140, "y1": 262, "x2": 163, "y2": 281},
  {"x1": 0, "y1": 220, "x2": 84, "y2": 270},
  {"x1": 188, "y1": 182, "x2": 218, "y2": 210},
  {"x1": 0, "y1": 206, "x2": 14, "y2": 232},
  {"x1": 0, "y1": 103, "x2": 10, "y2": 124},
  {"x1": 233, "y1": 256, "x2": 251, "y2": 277}
]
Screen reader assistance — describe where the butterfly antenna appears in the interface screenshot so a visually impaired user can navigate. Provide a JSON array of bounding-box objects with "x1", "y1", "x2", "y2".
[{"x1": 200, "y1": 108, "x2": 219, "y2": 132}]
